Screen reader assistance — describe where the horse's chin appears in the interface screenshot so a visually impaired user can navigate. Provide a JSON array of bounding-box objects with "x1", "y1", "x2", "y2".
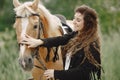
[
  {"x1": 20, "y1": 63, "x2": 34, "y2": 71},
  {"x1": 21, "y1": 66, "x2": 33, "y2": 71},
  {"x1": 18, "y1": 56, "x2": 34, "y2": 71}
]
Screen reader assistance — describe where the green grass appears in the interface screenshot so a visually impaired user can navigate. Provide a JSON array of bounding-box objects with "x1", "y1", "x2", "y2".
[
  {"x1": 101, "y1": 31, "x2": 120, "y2": 80},
  {"x1": 0, "y1": 29, "x2": 120, "y2": 80},
  {"x1": 0, "y1": 30, "x2": 31, "y2": 80}
]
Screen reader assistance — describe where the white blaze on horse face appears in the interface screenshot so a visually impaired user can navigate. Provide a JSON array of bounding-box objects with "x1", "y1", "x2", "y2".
[
  {"x1": 20, "y1": 18, "x2": 29, "y2": 57},
  {"x1": 21, "y1": 18, "x2": 28, "y2": 37},
  {"x1": 20, "y1": 44, "x2": 26, "y2": 57}
]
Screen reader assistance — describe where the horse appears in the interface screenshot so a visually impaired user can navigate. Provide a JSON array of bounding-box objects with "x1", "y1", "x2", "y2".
[{"x1": 13, "y1": 0, "x2": 67, "y2": 80}]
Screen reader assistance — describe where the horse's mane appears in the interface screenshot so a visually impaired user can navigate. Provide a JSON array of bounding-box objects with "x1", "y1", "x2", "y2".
[{"x1": 14, "y1": 1, "x2": 62, "y2": 30}]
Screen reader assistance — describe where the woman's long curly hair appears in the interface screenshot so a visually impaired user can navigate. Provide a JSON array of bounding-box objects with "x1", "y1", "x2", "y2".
[{"x1": 63, "y1": 5, "x2": 101, "y2": 68}]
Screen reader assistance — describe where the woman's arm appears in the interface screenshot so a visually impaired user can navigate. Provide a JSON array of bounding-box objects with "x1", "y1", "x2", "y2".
[
  {"x1": 21, "y1": 31, "x2": 77, "y2": 48},
  {"x1": 44, "y1": 65, "x2": 89, "y2": 80},
  {"x1": 54, "y1": 68, "x2": 84, "y2": 80},
  {"x1": 41, "y1": 31, "x2": 77, "y2": 47}
]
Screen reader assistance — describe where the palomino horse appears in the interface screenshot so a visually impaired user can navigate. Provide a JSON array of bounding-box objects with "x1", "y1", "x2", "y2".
[{"x1": 13, "y1": 0, "x2": 66, "y2": 79}]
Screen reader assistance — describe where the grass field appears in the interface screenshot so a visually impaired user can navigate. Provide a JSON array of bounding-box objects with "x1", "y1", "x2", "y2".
[
  {"x1": 101, "y1": 31, "x2": 120, "y2": 80},
  {"x1": 0, "y1": 29, "x2": 120, "y2": 80}
]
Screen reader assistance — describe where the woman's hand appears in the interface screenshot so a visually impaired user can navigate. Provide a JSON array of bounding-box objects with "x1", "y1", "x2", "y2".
[
  {"x1": 21, "y1": 34, "x2": 43, "y2": 48},
  {"x1": 44, "y1": 69, "x2": 54, "y2": 79}
]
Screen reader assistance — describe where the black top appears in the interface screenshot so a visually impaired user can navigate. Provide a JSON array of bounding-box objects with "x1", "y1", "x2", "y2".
[
  {"x1": 41, "y1": 32, "x2": 101, "y2": 80},
  {"x1": 42, "y1": 31, "x2": 77, "y2": 47}
]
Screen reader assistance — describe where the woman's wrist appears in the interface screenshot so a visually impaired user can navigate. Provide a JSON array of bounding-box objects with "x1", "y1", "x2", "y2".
[{"x1": 38, "y1": 39, "x2": 44, "y2": 46}]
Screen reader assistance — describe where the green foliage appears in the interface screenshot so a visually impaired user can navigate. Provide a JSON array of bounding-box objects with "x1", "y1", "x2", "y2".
[
  {"x1": 0, "y1": 0, "x2": 15, "y2": 31},
  {"x1": 0, "y1": 30, "x2": 31, "y2": 80},
  {"x1": 0, "y1": 0, "x2": 120, "y2": 34},
  {"x1": 43, "y1": 0, "x2": 120, "y2": 34},
  {"x1": 101, "y1": 31, "x2": 120, "y2": 80},
  {"x1": 0, "y1": 0, "x2": 5, "y2": 9}
]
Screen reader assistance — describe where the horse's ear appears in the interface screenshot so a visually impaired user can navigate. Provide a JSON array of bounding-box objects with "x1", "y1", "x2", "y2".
[
  {"x1": 32, "y1": 0, "x2": 39, "y2": 10},
  {"x1": 13, "y1": 0, "x2": 21, "y2": 8}
]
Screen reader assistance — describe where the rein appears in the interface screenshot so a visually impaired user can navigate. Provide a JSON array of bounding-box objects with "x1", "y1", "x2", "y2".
[{"x1": 32, "y1": 14, "x2": 47, "y2": 71}]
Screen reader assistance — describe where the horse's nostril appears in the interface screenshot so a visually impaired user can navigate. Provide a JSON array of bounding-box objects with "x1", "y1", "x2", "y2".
[
  {"x1": 20, "y1": 43, "x2": 24, "y2": 46},
  {"x1": 28, "y1": 58, "x2": 32, "y2": 63}
]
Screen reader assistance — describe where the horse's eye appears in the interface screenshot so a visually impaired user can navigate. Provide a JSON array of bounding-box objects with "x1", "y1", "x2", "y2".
[{"x1": 34, "y1": 25, "x2": 38, "y2": 29}]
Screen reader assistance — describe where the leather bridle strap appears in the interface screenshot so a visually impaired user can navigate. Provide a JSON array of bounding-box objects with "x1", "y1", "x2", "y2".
[{"x1": 32, "y1": 14, "x2": 47, "y2": 70}]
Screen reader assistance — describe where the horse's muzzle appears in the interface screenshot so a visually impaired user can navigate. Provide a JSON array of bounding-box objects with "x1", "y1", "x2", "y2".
[{"x1": 18, "y1": 57, "x2": 34, "y2": 71}]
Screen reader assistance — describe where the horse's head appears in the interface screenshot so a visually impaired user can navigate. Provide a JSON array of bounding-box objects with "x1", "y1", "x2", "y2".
[
  {"x1": 13, "y1": 0, "x2": 43, "y2": 71},
  {"x1": 13, "y1": 0, "x2": 63, "y2": 71}
]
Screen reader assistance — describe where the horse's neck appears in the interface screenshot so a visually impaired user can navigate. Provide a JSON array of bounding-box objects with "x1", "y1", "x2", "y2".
[
  {"x1": 38, "y1": 14, "x2": 50, "y2": 38},
  {"x1": 37, "y1": 5, "x2": 63, "y2": 37}
]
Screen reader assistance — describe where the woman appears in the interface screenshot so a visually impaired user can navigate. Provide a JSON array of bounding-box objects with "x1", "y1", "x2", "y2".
[{"x1": 22, "y1": 5, "x2": 101, "y2": 80}]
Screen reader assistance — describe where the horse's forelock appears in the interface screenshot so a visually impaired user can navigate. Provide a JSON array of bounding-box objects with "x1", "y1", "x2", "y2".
[{"x1": 14, "y1": 2, "x2": 36, "y2": 17}]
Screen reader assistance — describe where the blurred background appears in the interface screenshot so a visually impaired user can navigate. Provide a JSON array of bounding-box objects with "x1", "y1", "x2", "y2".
[{"x1": 0, "y1": 0, "x2": 120, "y2": 80}]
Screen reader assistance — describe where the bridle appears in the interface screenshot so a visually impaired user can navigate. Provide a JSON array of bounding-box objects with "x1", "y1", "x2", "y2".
[{"x1": 16, "y1": 13, "x2": 47, "y2": 71}]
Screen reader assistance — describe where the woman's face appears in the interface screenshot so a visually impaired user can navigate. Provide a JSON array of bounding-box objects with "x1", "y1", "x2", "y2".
[{"x1": 73, "y1": 12, "x2": 84, "y2": 31}]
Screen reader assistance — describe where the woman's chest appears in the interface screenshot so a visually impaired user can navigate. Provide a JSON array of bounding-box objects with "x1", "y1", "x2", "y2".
[{"x1": 69, "y1": 50, "x2": 85, "y2": 68}]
